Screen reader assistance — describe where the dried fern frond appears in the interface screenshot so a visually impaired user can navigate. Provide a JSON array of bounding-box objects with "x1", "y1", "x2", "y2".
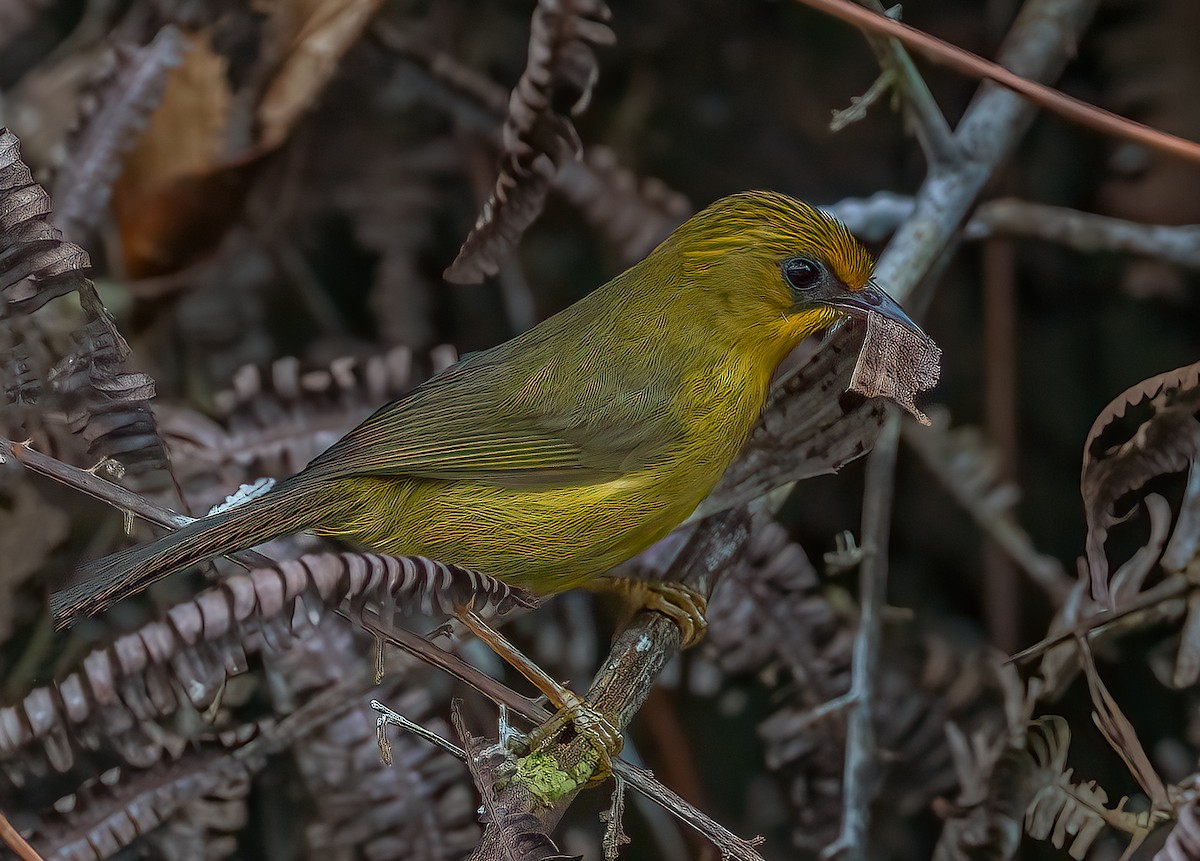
[
  {"x1": 444, "y1": 0, "x2": 615, "y2": 283},
  {"x1": 158, "y1": 345, "x2": 425, "y2": 512},
  {"x1": 27, "y1": 738, "x2": 264, "y2": 861},
  {"x1": 935, "y1": 715, "x2": 1167, "y2": 861},
  {"x1": 0, "y1": 552, "x2": 531, "y2": 775},
  {"x1": 1, "y1": 128, "x2": 168, "y2": 474},
  {"x1": 384, "y1": 29, "x2": 692, "y2": 274},
  {"x1": 51, "y1": 26, "x2": 186, "y2": 242},
  {"x1": 1081, "y1": 360, "x2": 1200, "y2": 606},
  {"x1": 1024, "y1": 716, "x2": 1166, "y2": 859}
]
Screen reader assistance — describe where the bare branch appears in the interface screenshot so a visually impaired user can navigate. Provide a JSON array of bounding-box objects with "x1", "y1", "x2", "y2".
[
  {"x1": 795, "y1": 0, "x2": 1200, "y2": 167},
  {"x1": 844, "y1": 0, "x2": 960, "y2": 166},
  {"x1": 824, "y1": 413, "x2": 899, "y2": 861},
  {"x1": 967, "y1": 199, "x2": 1200, "y2": 268}
]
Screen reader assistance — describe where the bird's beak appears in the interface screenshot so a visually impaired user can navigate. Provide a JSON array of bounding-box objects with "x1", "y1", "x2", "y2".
[{"x1": 826, "y1": 283, "x2": 923, "y2": 334}]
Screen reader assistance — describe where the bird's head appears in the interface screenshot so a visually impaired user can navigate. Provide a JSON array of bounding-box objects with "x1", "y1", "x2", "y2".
[{"x1": 670, "y1": 191, "x2": 921, "y2": 352}]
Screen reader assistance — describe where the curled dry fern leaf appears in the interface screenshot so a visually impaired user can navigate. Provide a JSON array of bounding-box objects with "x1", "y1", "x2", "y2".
[
  {"x1": 1024, "y1": 716, "x2": 1167, "y2": 860},
  {"x1": 444, "y1": 0, "x2": 615, "y2": 283},
  {"x1": 50, "y1": 26, "x2": 185, "y2": 242},
  {"x1": 1082, "y1": 361, "x2": 1200, "y2": 606},
  {"x1": 0, "y1": 128, "x2": 168, "y2": 474}
]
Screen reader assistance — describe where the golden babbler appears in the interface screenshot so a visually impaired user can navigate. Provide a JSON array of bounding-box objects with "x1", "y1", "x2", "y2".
[{"x1": 52, "y1": 191, "x2": 923, "y2": 627}]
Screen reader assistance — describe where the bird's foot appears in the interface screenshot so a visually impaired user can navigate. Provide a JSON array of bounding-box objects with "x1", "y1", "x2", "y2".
[
  {"x1": 455, "y1": 609, "x2": 621, "y2": 791},
  {"x1": 595, "y1": 577, "x2": 709, "y2": 648},
  {"x1": 524, "y1": 687, "x2": 622, "y2": 785}
]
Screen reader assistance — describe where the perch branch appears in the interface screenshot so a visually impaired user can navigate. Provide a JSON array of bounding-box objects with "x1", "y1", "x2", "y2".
[
  {"x1": 360, "y1": 611, "x2": 767, "y2": 861},
  {"x1": 1, "y1": 436, "x2": 275, "y2": 573}
]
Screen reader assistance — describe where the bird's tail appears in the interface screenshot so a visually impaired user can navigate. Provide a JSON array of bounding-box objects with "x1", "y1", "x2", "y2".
[{"x1": 51, "y1": 483, "x2": 330, "y2": 628}]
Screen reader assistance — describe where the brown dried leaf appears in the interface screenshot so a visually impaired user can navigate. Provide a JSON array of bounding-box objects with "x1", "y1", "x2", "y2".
[
  {"x1": 1082, "y1": 361, "x2": 1200, "y2": 606},
  {"x1": 110, "y1": 30, "x2": 241, "y2": 278},
  {"x1": 113, "y1": 30, "x2": 230, "y2": 208},
  {"x1": 848, "y1": 310, "x2": 942, "y2": 425},
  {"x1": 445, "y1": 0, "x2": 614, "y2": 283},
  {"x1": 256, "y1": 0, "x2": 385, "y2": 151}
]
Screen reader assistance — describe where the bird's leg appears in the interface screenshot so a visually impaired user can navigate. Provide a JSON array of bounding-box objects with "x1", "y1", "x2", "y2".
[
  {"x1": 455, "y1": 609, "x2": 622, "y2": 782},
  {"x1": 591, "y1": 577, "x2": 709, "y2": 648}
]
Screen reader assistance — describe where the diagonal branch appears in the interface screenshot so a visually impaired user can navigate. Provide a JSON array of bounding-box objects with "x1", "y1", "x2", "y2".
[
  {"x1": 361, "y1": 612, "x2": 767, "y2": 861},
  {"x1": 870, "y1": 0, "x2": 1101, "y2": 305},
  {"x1": 847, "y1": 0, "x2": 960, "y2": 166},
  {"x1": 795, "y1": 0, "x2": 1200, "y2": 166}
]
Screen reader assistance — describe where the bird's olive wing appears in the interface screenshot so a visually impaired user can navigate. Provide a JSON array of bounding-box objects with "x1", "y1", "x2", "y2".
[{"x1": 297, "y1": 352, "x2": 680, "y2": 489}]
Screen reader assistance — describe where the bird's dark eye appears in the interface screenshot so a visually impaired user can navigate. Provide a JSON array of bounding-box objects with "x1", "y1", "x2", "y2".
[{"x1": 784, "y1": 256, "x2": 822, "y2": 291}]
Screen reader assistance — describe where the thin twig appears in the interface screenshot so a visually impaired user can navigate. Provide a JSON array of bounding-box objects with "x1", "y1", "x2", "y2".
[
  {"x1": 0, "y1": 809, "x2": 46, "y2": 861},
  {"x1": 1, "y1": 437, "x2": 189, "y2": 530},
  {"x1": 372, "y1": 698, "x2": 468, "y2": 762},
  {"x1": 870, "y1": 0, "x2": 1102, "y2": 306},
  {"x1": 824, "y1": 413, "x2": 899, "y2": 861},
  {"x1": 847, "y1": 0, "x2": 960, "y2": 165},
  {"x1": 359, "y1": 611, "x2": 767, "y2": 861},
  {"x1": 783, "y1": 691, "x2": 860, "y2": 736},
  {"x1": 795, "y1": 0, "x2": 1200, "y2": 166},
  {"x1": 1008, "y1": 576, "x2": 1192, "y2": 665},
  {"x1": 1, "y1": 436, "x2": 275, "y2": 571}
]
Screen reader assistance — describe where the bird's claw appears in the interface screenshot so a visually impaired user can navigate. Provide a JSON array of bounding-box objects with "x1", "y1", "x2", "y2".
[
  {"x1": 527, "y1": 688, "x2": 622, "y2": 784},
  {"x1": 599, "y1": 578, "x2": 709, "y2": 648}
]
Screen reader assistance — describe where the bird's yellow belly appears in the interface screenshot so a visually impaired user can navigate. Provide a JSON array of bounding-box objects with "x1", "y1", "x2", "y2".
[{"x1": 318, "y1": 467, "x2": 712, "y2": 594}]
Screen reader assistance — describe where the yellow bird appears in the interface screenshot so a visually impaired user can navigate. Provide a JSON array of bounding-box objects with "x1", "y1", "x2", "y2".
[{"x1": 52, "y1": 190, "x2": 922, "y2": 627}]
